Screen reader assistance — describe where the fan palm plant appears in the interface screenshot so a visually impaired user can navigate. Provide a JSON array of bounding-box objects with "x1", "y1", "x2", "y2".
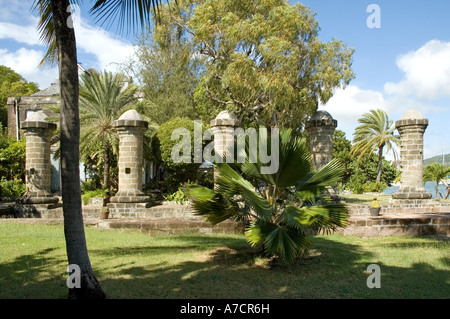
[
  {"x1": 188, "y1": 129, "x2": 348, "y2": 263},
  {"x1": 79, "y1": 70, "x2": 138, "y2": 190},
  {"x1": 423, "y1": 163, "x2": 450, "y2": 198},
  {"x1": 351, "y1": 109, "x2": 400, "y2": 183}
]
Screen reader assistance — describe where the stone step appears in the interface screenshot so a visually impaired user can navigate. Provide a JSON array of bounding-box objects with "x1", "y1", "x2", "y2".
[{"x1": 96, "y1": 217, "x2": 245, "y2": 236}]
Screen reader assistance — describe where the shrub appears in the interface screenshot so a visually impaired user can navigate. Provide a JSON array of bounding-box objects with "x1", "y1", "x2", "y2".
[
  {"x1": 156, "y1": 117, "x2": 207, "y2": 193},
  {"x1": 0, "y1": 138, "x2": 25, "y2": 181},
  {"x1": 363, "y1": 181, "x2": 387, "y2": 193},
  {"x1": 163, "y1": 188, "x2": 189, "y2": 204},
  {"x1": 0, "y1": 177, "x2": 25, "y2": 197},
  {"x1": 81, "y1": 189, "x2": 108, "y2": 205}
]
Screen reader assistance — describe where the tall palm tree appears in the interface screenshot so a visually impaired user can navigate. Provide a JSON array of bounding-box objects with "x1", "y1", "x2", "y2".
[
  {"x1": 79, "y1": 70, "x2": 138, "y2": 190},
  {"x1": 32, "y1": 0, "x2": 164, "y2": 299},
  {"x1": 351, "y1": 109, "x2": 400, "y2": 183},
  {"x1": 423, "y1": 163, "x2": 450, "y2": 198},
  {"x1": 188, "y1": 129, "x2": 348, "y2": 263}
]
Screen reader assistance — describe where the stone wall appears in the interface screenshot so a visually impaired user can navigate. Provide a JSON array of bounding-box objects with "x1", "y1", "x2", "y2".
[
  {"x1": 347, "y1": 200, "x2": 450, "y2": 215},
  {"x1": 337, "y1": 213, "x2": 450, "y2": 237}
]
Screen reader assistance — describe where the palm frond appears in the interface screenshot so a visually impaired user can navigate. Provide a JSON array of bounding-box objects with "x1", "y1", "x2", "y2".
[{"x1": 90, "y1": 0, "x2": 163, "y2": 35}]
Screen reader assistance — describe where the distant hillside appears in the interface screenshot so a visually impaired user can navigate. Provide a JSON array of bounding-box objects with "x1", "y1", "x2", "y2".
[{"x1": 424, "y1": 153, "x2": 450, "y2": 166}]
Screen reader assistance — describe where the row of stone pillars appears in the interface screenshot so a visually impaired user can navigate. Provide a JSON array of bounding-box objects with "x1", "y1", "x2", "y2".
[
  {"x1": 19, "y1": 107, "x2": 432, "y2": 213},
  {"x1": 303, "y1": 109, "x2": 432, "y2": 201}
]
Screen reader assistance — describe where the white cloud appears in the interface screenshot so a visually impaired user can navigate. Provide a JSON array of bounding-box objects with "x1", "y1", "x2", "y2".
[
  {"x1": 0, "y1": 20, "x2": 40, "y2": 46},
  {"x1": 319, "y1": 85, "x2": 389, "y2": 139},
  {"x1": 74, "y1": 19, "x2": 135, "y2": 72},
  {"x1": 0, "y1": 9, "x2": 135, "y2": 88},
  {"x1": 384, "y1": 40, "x2": 450, "y2": 100},
  {"x1": 0, "y1": 47, "x2": 58, "y2": 89}
]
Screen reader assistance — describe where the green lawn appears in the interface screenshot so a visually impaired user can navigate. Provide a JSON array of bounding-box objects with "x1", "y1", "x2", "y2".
[{"x1": 0, "y1": 221, "x2": 448, "y2": 299}]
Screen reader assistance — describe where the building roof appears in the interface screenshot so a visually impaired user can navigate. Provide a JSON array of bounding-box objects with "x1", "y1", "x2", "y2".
[{"x1": 31, "y1": 80, "x2": 60, "y2": 97}]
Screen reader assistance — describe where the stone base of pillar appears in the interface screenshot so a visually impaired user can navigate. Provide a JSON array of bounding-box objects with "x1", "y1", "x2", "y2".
[
  {"x1": 390, "y1": 198, "x2": 438, "y2": 207},
  {"x1": 110, "y1": 187, "x2": 152, "y2": 203},
  {"x1": 392, "y1": 187, "x2": 432, "y2": 200},
  {"x1": 109, "y1": 194, "x2": 152, "y2": 204},
  {"x1": 13, "y1": 202, "x2": 62, "y2": 218},
  {"x1": 20, "y1": 195, "x2": 59, "y2": 205}
]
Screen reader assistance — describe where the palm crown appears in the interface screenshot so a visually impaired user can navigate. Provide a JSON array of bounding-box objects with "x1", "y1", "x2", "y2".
[
  {"x1": 351, "y1": 109, "x2": 400, "y2": 183},
  {"x1": 79, "y1": 70, "x2": 139, "y2": 189}
]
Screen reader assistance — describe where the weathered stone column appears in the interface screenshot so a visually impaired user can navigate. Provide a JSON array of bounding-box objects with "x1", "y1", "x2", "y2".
[
  {"x1": 110, "y1": 110, "x2": 150, "y2": 204},
  {"x1": 210, "y1": 111, "x2": 238, "y2": 161},
  {"x1": 392, "y1": 109, "x2": 431, "y2": 200},
  {"x1": 210, "y1": 111, "x2": 238, "y2": 187},
  {"x1": 305, "y1": 110, "x2": 340, "y2": 202},
  {"x1": 20, "y1": 112, "x2": 58, "y2": 204},
  {"x1": 305, "y1": 111, "x2": 338, "y2": 170}
]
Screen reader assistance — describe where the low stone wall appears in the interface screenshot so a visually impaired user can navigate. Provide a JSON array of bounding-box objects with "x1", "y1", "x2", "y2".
[
  {"x1": 337, "y1": 213, "x2": 450, "y2": 237},
  {"x1": 347, "y1": 200, "x2": 450, "y2": 215}
]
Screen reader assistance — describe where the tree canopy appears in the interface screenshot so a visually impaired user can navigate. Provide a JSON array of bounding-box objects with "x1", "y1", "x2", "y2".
[
  {"x1": 155, "y1": 0, "x2": 354, "y2": 129},
  {"x1": 0, "y1": 65, "x2": 39, "y2": 127}
]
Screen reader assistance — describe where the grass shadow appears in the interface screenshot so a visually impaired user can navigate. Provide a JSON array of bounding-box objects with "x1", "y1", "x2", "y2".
[{"x1": 0, "y1": 247, "x2": 68, "y2": 298}]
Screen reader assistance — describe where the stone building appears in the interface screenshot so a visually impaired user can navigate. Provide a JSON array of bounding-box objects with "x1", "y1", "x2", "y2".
[{"x1": 6, "y1": 80, "x2": 60, "y2": 140}]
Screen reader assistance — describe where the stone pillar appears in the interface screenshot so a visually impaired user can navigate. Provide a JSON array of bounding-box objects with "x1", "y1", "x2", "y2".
[
  {"x1": 20, "y1": 112, "x2": 58, "y2": 204},
  {"x1": 305, "y1": 111, "x2": 338, "y2": 170},
  {"x1": 210, "y1": 111, "x2": 238, "y2": 186},
  {"x1": 392, "y1": 109, "x2": 431, "y2": 200},
  {"x1": 210, "y1": 111, "x2": 238, "y2": 160},
  {"x1": 110, "y1": 110, "x2": 150, "y2": 204}
]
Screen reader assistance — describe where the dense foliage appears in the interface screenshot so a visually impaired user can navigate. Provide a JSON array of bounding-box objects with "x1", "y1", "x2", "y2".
[
  {"x1": 0, "y1": 127, "x2": 26, "y2": 197},
  {"x1": 333, "y1": 129, "x2": 398, "y2": 193}
]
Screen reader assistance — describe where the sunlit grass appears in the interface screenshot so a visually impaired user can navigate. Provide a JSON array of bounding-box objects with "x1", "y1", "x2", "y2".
[{"x1": 0, "y1": 222, "x2": 448, "y2": 299}]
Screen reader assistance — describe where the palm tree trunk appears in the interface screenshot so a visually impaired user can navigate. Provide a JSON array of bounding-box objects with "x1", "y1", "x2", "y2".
[
  {"x1": 52, "y1": 0, "x2": 105, "y2": 299},
  {"x1": 103, "y1": 144, "x2": 110, "y2": 191},
  {"x1": 376, "y1": 146, "x2": 384, "y2": 183}
]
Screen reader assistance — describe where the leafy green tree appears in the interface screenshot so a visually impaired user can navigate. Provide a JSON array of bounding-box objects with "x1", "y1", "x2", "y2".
[
  {"x1": 156, "y1": 117, "x2": 207, "y2": 192},
  {"x1": 180, "y1": 0, "x2": 354, "y2": 128},
  {"x1": 347, "y1": 153, "x2": 397, "y2": 194},
  {"x1": 130, "y1": 21, "x2": 204, "y2": 125},
  {"x1": 423, "y1": 163, "x2": 450, "y2": 198},
  {"x1": 79, "y1": 70, "x2": 138, "y2": 191},
  {"x1": 33, "y1": 0, "x2": 166, "y2": 299},
  {"x1": 188, "y1": 129, "x2": 348, "y2": 263},
  {"x1": 0, "y1": 65, "x2": 39, "y2": 127},
  {"x1": 332, "y1": 130, "x2": 353, "y2": 184},
  {"x1": 0, "y1": 128, "x2": 26, "y2": 197},
  {"x1": 351, "y1": 109, "x2": 400, "y2": 183}
]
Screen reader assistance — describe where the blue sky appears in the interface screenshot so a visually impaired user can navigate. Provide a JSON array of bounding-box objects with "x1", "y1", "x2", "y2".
[{"x1": 0, "y1": 0, "x2": 449, "y2": 160}]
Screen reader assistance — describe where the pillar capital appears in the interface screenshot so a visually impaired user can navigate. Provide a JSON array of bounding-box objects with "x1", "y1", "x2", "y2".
[
  {"x1": 20, "y1": 112, "x2": 57, "y2": 132},
  {"x1": 305, "y1": 111, "x2": 338, "y2": 130},
  {"x1": 113, "y1": 109, "x2": 148, "y2": 129},
  {"x1": 210, "y1": 110, "x2": 238, "y2": 128}
]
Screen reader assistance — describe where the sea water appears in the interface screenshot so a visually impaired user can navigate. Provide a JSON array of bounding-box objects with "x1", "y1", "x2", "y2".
[{"x1": 384, "y1": 181, "x2": 449, "y2": 198}]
